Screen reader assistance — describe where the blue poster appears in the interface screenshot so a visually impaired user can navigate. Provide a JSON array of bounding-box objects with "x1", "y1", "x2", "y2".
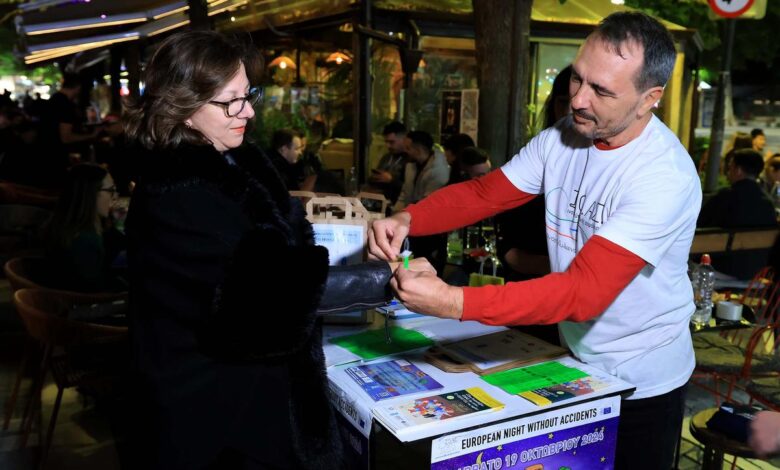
[
  {"x1": 432, "y1": 417, "x2": 618, "y2": 470},
  {"x1": 431, "y1": 396, "x2": 621, "y2": 470},
  {"x1": 346, "y1": 358, "x2": 443, "y2": 401}
]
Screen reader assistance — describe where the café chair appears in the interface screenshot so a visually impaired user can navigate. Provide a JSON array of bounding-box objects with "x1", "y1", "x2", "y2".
[
  {"x1": 2, "y1": 256, "x2": 126, "y2": 432},
  {"x1": 691, "y1": 266, "x2": 780, "y2": 404},
  {"x1": 0, "y1": 182, "x2": 58, "y2": 210},
  {"x1": 746, "y1": 377, "x2": 780, "y2": 412},
  {"x1": 13, "y1": 288, "x2": 128, "y2": 469}
]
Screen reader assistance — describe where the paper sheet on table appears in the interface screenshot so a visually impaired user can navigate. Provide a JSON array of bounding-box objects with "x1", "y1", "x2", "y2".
[
  {"x1": 323, "y1": 342, "x2": 362, "y2": 368},
  {"x1": 481, "y1": 361, "x2": 588, "y2": 395},
  {"x1": 329, "y1": 326, "x2": 434, "y2": 360}
]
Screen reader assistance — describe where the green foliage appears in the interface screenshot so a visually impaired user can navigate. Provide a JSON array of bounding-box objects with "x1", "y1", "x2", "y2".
[
  {"x1": 0, "y1": 23, "x2": 61, "y2": 85},
  {"x1": 0, "y1": 25, "x2": 21, "y2": 76},
  {"x1": 249, "y1": 106, "x2": 308, "y2": 150},
  {"x1": 29, "y1": 65, "x2": 61, "y2": 86}
]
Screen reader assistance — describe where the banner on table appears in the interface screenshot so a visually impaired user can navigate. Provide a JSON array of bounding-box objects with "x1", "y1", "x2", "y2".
[{"x1": 431, "y1": 395, "x2": 621, "y2": 470}]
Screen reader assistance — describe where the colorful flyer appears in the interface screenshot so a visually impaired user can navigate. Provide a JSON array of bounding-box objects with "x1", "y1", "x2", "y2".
[
  {"x1": 375, "y1": 387, "x2": 503, "y2": 431},
  {"x1": 519, "y1": 376, "x2": 611, "y2": 406},
  {"x1": 345, "y1": 359, "x2": 443, "y2": 401}
]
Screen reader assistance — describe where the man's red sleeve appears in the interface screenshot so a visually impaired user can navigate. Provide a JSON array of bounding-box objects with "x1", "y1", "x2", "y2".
[
  {"x1": 406, "y1": 169, "x2": 536, "y2": 236},
  {"x1": 462, "y1": 235, "x2": 646, "y2": 325}
]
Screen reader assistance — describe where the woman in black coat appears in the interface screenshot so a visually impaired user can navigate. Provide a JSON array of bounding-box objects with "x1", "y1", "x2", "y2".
[{"x1": 123, "y1": 31, "x2": 430, "y2": 469}]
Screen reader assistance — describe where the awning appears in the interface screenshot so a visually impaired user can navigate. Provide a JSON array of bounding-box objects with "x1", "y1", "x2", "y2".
[
  {"x1": 16, "y1": 0, "x2": 247, "y2": 65},
  {"x1": 223, "y1": 0, "x2": 690, "y2": 34}
]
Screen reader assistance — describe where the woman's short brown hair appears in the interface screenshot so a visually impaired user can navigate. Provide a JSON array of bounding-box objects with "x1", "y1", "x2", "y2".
[{"x1": 124, "y1": 30, "x2": 262, "y2": 150}]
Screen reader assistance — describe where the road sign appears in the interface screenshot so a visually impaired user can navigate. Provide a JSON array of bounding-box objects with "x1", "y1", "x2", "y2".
[{"x1": 708, "y1": 0, "x2": 755, "y2": 18}]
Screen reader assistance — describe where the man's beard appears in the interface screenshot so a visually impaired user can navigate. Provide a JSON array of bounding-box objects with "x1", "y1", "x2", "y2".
[{"x1": 571, "y1": 106, "x2": 636, "y2": 141}]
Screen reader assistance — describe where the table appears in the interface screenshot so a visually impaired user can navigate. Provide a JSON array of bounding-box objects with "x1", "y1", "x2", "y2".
[
  {"x1": 690, "y1": 408, "x2": 757, "y2": 470},
  {"x1": 325, "y1": 315, "x2": 635, "y2": 469},
  {"x1": 689, "y1": 304, "x2": 756, "y2": 334}
]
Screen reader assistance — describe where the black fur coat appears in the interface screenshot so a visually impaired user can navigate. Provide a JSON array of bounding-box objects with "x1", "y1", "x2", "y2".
[{"x1": 127, "y1": 142, "x2": 344, "y2": 469}]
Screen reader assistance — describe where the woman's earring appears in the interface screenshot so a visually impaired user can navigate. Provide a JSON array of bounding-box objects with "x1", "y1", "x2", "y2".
[{"x1": 185, "y1": 121, "x2": 192, "y2": 128}]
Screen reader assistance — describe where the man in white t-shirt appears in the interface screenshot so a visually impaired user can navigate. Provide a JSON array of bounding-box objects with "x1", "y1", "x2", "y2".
[{"x1": 369, "y1": 12, "x2": 701, "y2": 469}]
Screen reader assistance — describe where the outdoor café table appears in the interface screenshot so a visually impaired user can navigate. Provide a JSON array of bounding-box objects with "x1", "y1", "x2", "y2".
[
  {"x1": 324, "y1": 315, "x2": 635, "y2": 469},
  {"x1": 689, "y1": 304, "x2": 756, "y2": 334}
]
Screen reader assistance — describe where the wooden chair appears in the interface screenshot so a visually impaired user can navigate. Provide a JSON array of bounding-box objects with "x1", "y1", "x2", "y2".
[
  {"x1": 3, "y1": 256, "x2": 126, "y2": 303},
  {"x1": 319, "y1": 139, "x2": 354, "y2": 188},
  {"x1": 2, "y1": 256, "x2": 126, "y2": 433},
  {"x1": 690, "y1": 230, "x2": 731, "y2": 256},
  {"x1": 13, "y1": 288, "x2": 128, "y2": 469},
  {"x1": 692, "y1": 267, "x2": 780, "y2": 405},
  {"x1": 0, "y1": 182, "x2": 58, "y2": 209}
]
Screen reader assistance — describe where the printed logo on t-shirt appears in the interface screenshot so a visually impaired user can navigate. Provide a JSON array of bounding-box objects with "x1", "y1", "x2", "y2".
[{"x1": 544, "y1": 185, "x2": 611, "y2": 253}]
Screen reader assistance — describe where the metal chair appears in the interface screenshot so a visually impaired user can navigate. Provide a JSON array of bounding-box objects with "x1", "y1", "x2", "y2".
[
  {"x1": 13, "y1": 288, "x2": 128, "y2": 469},
  {"x1": 692, "y1": 267, "x2": 780, "y2": 405}
]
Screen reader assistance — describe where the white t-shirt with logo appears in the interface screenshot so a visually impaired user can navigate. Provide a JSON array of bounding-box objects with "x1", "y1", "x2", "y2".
[{"x1": 501, "y1": 115, "x2": 701, "y2": 399}]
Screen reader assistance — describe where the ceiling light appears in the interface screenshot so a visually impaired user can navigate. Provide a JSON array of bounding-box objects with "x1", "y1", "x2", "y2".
[
  {"x1": 326, "y1": 52, "x2": 352, "y2": 65},
  {"x1": 268, "y1": 56, "x2": 296, "y2": 70}
]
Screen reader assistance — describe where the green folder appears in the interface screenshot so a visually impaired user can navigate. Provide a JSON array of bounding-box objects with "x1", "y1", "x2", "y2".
[
  {"x1": 329, "y1": 326, "x2": 434, "y2": 360},
  {"x1": 481, "y1": 361, "x2": 588, "y2": 395}
]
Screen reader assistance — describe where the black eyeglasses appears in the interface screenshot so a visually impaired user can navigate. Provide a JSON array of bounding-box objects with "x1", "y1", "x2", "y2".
[
  {"x1": 99, "y1": 186, "x2": 118, "y2": 196},
  {"x1": 208, "y1": 87, "x2": 263, "y2": 118}
]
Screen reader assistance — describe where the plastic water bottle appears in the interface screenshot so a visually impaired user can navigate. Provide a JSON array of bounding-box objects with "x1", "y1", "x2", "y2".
[
  {"x1": 691, "y1": 253, "x2": 715, "y2": 326},
  {"x1": 347, "y1": 166, "x2": 358, "y2": 196}
]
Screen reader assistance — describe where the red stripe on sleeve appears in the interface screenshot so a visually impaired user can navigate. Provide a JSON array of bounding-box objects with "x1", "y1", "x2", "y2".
[
  {"x1": 405, "y1": 169, "x2": 536, "y2": 236},
  {"x1": 462, "y1": 235, "x2": 646, "y2": 325}
]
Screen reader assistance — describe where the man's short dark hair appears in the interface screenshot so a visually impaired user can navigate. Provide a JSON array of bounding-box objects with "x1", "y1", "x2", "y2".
[
  {"x1": 442, "y1": 133, "x2": 475, "y2": 156},
  {"x1": 459, "y1": 147, "x2": 489, "y2": 167},
  {"x1": 382, "y1": 121, "x2": 406, "y2": 136},
  {"x1": 751, "y1": 128, "x2": 765, "y2": 139},
  {"x1": 732, "y1": 149, "x2": 765, "y2": 178},
  {"x1": 406, "y1": 130, "x2": 433, "y2": 153},
  {"x1": 594, "y1": 12, "x2": 676, "y2": 91},
  {"x1": 272, "y1": 129, "x2": 296, "y2": 150}
]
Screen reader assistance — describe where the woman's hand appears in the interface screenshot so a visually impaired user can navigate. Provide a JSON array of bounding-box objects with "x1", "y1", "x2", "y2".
[
  {"x1": 391, "y1": 268, "x2": 463, "y2": 320},
  {"x1": 388, "y1": 257, "x2": 436, "y2": 275}
]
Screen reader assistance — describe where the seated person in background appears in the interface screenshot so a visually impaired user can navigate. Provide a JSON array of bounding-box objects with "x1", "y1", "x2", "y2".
[
  {"x1": 45, "y1": 163, "x2": 126, "y2": 292},
  {"x1": 368, "y1": 121, "x2": 408, "y2": 205},
  {"x1": 268, "y1": 128, "x2": 308, "y2": 191},
  {"x1": 698, "y1": 149, "x2": 777, "y2": 229},
  {"x1": 394, "y1": 130, "x2": 450, "y2": 273},
  {"x1": 459, "y1": 146, "x2": 491, "y2": 180},
  {"x1": 442, "y1": 133, "x2": 475, "y2": 186},
  {"x1": 293, "y1": 129, "x2": 344, "y2": 195},
  {"x1": 759, "y1": 153, "x2": 780, "y2": 199},
  {"x1": 752, "y1": 128, "x2": 772, "y2": 160},
  {"x1": 393, "y1": 130, "x2": 450, "y2": 212},
  {"x1": 721, "y1": 132, "x2": 754, "y2": 175},
  {"x1": 699, "y1": 149, "x2": 777, "y2": 279}
]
